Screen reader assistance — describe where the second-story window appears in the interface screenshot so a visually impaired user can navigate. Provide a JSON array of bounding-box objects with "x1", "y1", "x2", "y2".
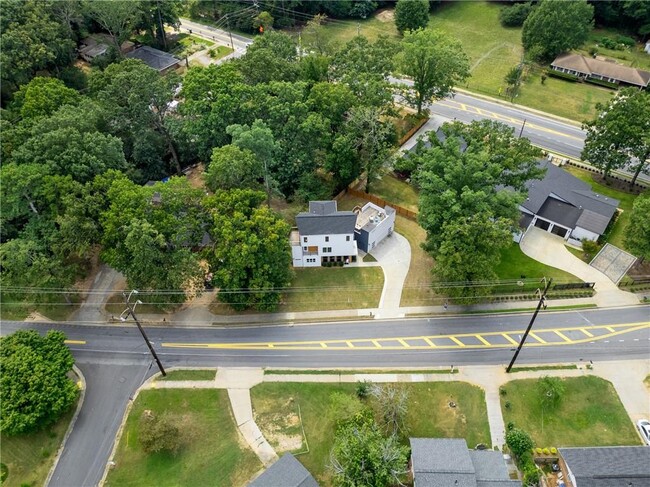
[
  {"x1": 346, "y1": 236, "x2": 350, "y2": 241},
  {"x1": 303, "y1": 237, "x2": 308, "y2": 243},
  {"x1": 325, "y1": 236, "x2": 329, "y2": 242}
]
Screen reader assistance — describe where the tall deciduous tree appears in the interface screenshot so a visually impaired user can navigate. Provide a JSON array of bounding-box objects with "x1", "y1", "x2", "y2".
[
  {"x1": 85, "y1": 0, "x2": 141, "y2": 53},
  {"x1": 625, "y1": 193, "x2": 650, "y2": 261},
  {"x1": 237, "y1": 31, "x2": 299, "y2": 84},
  {"x1": 522, "y1": 0, "x2": 594, "y2": 60},
  {"x1": 340, "y1": 107, "x2": 396, "y2": 193},
  {"x1": 394, "y1": 0, "x2": 430, "y2": 34},
  {"x1": 205, "y1": 145, "x2": 263, "y2": 192},
  {"x1": 1, "y1": 330, "x2": 78, "y2": 435},
  {"x1": 582, "y1": 88, "x2": 650, "y2": 185},
  {"x1": 330, "y1": 415, "x2": 409, "y2": 487},
  {"x1": 0, "y1": 0, "x2": 76, "y2": 100},
  {"x1": 205, "y1": 189, "x2": 292, "y2": 312},
  {"x1": 135, "y1": 0, "x2": 183, "y2": 49},
  {"x1": 11, "y1": 77, "x2": 80, "y2": 120},
  {"x1": 400, "y1": 29, "x2": 470, "y2": 115}
]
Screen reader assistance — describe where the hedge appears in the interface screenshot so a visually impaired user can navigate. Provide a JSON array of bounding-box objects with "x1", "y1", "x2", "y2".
[
  {"x1": 585, "y1": 77, "x2": 619, "y2": 89},
  {"x1": 546, "y1": 70, "x2": 580, "y2": 82}
]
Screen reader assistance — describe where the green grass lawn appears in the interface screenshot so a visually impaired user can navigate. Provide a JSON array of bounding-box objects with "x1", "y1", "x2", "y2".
[
  {"x1": 279, "y1": 267, "x2": 384, "y2": 312},
  {"x1": 0, "y1": 401, "x2": 77, "y2": 487},
  {"x1": 500, "y1": 376, "x2": 640, "y2": 447},
  {"x1": 171, "y1": 33, "x2": 215, "y2": 57},
  {"x1": 564, "y1": 166, "x2": 644, "y2": 250},
  {"x1": 158, "y1": 369, "x2": 216, "y2": 381},
  {"x1": 578, "y1": 28, "x2": 650, "y2": 71},
  {"x1": 494, "y1": 243, "x2": 581, "y2": 282},
  {"x1": 370, "y1": 173, "x2": 419, "y2": 212},
  {"x1": 0, "y1": 296, "x2": 80, "y2": 321},
  {"x1": 105, "y1": 389, "x2": 260, "y2": 487},
  {"x1": 251, "y1": 381, "x2": 490, "y2": 485},
  {"x1": 208, "y1": 45, "x2": 234, "y2": 60}
]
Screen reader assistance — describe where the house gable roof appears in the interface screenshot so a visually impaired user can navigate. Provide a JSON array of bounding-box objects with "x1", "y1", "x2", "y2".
[
  {"x1": 296, "y1": 202, "x2": 357, "y2": 236},
  {"x1": 551, "y1": 53, "x2": 650, "y2": 87},
  {"x1": 410, "y1": 439, "x2": 520, "y2": 487},
  {"x1": 248, "y1": 453, "x2": 319, "y2": 487},
  {"x1": 125, "y1": 46, "x2": 180, "y2": 72},
  {"x1": 559, "y1": 446, "x2": 650, "y2": 486},
  {"x1": 521, "y1": 161, "x2": 618, "y2": 234}
]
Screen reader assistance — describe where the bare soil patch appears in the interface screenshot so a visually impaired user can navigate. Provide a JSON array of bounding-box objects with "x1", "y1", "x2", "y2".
[{"x1": 375, "y1": 9, "x2": 394, "y2": 22}]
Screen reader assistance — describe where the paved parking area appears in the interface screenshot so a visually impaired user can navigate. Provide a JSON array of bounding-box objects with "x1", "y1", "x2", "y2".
[{"x1": 590, "y1": 243, "x2": 637, "y2": 284}]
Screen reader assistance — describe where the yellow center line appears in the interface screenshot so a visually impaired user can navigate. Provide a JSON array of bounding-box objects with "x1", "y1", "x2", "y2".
[
  {"x1": 554, "y1": 330, "x2": 572, "y2": 343},
  {"x1": 398, "y1": 339, "x2": 411, "y2": 348},
  {"x1": 268, "y1": 343, "x2": 274, "y2": 348},
  {"x1": 422, "y1": 337, "x2": 436, "y2": 348},
  {"x1": 320, "y1": 343, "x2": 327, "y2": 348},
  {"x1": 372, "y1": 340, "x2": 382, "y2": 348},
  {"x1": 476, "y1": 335, "x2": 491, "y2": 346},
  {"x1": 449, "y1": 336, "x2": 466, "y2": 347},
  {"x1": 528, "y1": 332, "x2": 547, "y2": 344},
  {"x1": 606, "y1": 326, "x2": 616, "y2": 333},
  {"x1": 581, "y1": 328, "x2": 594, "y2": 338},
  {"x1": 502, "y1": 334, "x2": 518, "y2": 345},
  {"x1": 65, "y1": 340, "x2": 86, "y2": 345},
  {"x1": 346, "y1": 341, "x2": 354, "y2": 348}
]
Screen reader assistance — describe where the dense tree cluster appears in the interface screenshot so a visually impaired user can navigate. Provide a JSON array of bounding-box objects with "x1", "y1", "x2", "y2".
[
  {"x1": 394, "y1": 0, "x2": 430, "y2": 34},
  {"x1": 407, "y1": 121, "x2": 544, "y2": 299},
  {"x1": 522, "y1": 0, "x2": 594, "y2": 60},
  {"x1": 1, "y1": 330, "x2": 78, "y2": 435}
]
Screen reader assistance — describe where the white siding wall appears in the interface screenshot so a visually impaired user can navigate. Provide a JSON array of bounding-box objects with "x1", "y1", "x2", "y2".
[
  {"x1": 365, "y1": 210, "x2": 395, "y2": 251},
  {"x1": 570, "y1": 226, "x2": 599, "y2": 242},
  {"x1": 293, "y1": 233, "x2": 357, "y2": 267}
]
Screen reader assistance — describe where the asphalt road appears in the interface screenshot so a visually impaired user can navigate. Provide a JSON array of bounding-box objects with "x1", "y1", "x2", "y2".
[{"x1": 3, "y1": 306, "x2": 649, "y2": 486}]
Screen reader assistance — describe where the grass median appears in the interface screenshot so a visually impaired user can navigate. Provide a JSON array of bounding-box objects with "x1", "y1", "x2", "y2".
[{"x1": 500, "y1": 376, "x2": 640, "y2": 447}]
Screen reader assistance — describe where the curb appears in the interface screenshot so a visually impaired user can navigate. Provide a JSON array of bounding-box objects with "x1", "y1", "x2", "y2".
[{"x1": 45, "y1": 364, "x2": 87, "y2": 487}]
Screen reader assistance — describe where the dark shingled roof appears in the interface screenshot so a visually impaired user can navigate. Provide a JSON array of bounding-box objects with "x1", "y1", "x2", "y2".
[
  {"x1": 522, "y1": 160, "x2": 619, "y2": 235},
  {"x1": 126, "y1": 46, "x2": 180, "y2": 72},
  {"x1": 410, "y1": 439, "x2": 521, "y2": 487},
  {"x1": 537, "y1": 198, "x2": 582, "y2": 229},
  {"x1": 560, "y1": 446, "x2": 650, "y2": 486},
  {"x1": 296, "y1": 201, "x2": 356, "y2": 236},
  {"x1": 248, "y1": 453, "x2": 319, "y2": 487}
]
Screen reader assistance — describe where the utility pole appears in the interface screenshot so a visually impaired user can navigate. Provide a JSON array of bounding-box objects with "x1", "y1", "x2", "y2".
[
  {"x1": 519, "y1": 118, "x2": 527, "y2": 138},
  {"x1": 506, "y1": 277, "x2": 553, "y2": 373},
  {"x1": 227, "y1": 15, "x2": 234, "y2": 49},
  {"x1": 121, "y1": 290, "x2": 166, "y2": 376}
]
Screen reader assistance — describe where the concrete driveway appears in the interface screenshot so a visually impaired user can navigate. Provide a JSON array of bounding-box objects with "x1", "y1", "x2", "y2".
[
  {"x1": 520, "y1": 227, "x2": 639, "y2": 307},
  {"x1": 368, "y1": 232, "x2": 412, "y2": 318}
]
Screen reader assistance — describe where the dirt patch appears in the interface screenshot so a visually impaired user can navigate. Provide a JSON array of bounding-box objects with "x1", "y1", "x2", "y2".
[
  {"x1": 24, "y1": 311, "x2": 54, "y2": 322},
  {"x1": 254, "y1": 403, "x2": 304, "y2": 453},
  {"x1": 185, "y1": 163, "x2": 206, "y2": 190},
  {"x1": 375, "y1": 9, "x2": 394, "y2": 22}
]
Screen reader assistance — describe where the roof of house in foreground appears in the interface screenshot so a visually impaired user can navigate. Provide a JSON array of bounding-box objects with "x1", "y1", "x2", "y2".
[
  {"x1": 522, "y1": 160, "x2": 619, "y2": 234},
  {"x1": 410, "y1": 438, "x2": 520, "y2": 487},
  {"x1": 125, "y1": 46, "x2": 180, "y2": 72},
  {"x1": 296, "y1": 200, "x2": 357, "y2": 235},
  {"x1": 248, "y1": 453, "x2": 319, "y2": 487},
  {"x1": 559, "y1": 446, "x2": 650, "y2": 487}
]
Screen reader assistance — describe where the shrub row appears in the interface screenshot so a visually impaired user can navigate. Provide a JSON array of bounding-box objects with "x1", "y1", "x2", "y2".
[
  {"x1": 546, "y1": 70, "x2": 580, "y2": 82},
  {"x1": 585, "y1": 77, "x2": 619, "y2": 89},
  {"x1": 323, "y1": 261, "x2": 345, "y2": 267}
]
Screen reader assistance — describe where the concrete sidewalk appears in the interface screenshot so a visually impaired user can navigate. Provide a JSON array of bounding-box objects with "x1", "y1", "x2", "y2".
[{"x1": 148, "y1": 360, "x2": 650, "y2": 451}]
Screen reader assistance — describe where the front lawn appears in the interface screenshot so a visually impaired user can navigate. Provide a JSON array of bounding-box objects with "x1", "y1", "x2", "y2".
[
  {"x1": 279, "y1": 267, "x2": 384, "y2": 312},
  {"x1": 158, "y1": 369, "x2": 216, "y2": 381},
  {"x1": 494, "y1": 243, "x2": 581, "y2": 282},
  {"x1": 105, "y1": 389, "x2": 260, "y2": 487},
  {"x1": 251, "y1": 381, "x2": 490, "y2": 485},
  {"x1": 0, "y1": 400, "x2": 77, "y2": 487},
  {"x1": 500, "y1": 376, "x2": 640, "y2": 447},
  {"x1": 563, "y1": 166, "x2": 643, "y2": 250}
]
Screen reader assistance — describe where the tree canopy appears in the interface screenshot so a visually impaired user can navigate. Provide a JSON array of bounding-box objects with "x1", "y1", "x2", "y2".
[
  {"x1": 400, "y1": 29, "x2": 470, "y2": 115},
  {"x1": 1, "y1": 330, "x2": 78, "y2": 435},
  {"x1": 394, "y1": 0, "x2": 430, "y2": 34},
  {"x1": 582, "y1": 88, "x2": 650, "y2": 185},
  {"x1": 625, "y1": 193, "x2": 650, "y2": 261},
  {"x1": 522, "y1": 0, "x2": 594, "y2": 60}
]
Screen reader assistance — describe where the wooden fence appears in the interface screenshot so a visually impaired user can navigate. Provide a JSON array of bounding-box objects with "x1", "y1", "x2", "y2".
[{"x1": 345, "y1": 187, "x2": 418, "y2": 221}]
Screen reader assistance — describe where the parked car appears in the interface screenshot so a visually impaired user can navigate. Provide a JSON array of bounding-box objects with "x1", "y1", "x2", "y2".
[{"x1": 637, "y1": 419, "x2": 650, "y2": 446}]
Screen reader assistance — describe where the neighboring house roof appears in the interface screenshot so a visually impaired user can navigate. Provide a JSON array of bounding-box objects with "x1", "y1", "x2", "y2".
[
  {"x1": 296, "y1": 200, "x2": 357, "y2": 236},
  {"x1": 559, "y1": 446, "x2": 650, "y2": 486},
  {"x1": 126, "y1": 46, "x2": 180, "y2": 72},
  {"x1": 407, "y1": 128, "x2": 468, "y2": 154},
  {"x1": 410, "y1": 438, "x2": 520, "y2": 487},
  {"x1": 522, "y1": 161, "x2": 619, "y2": 235},
  {"x1": 248, "y1": 453, "x2": 319, "y2": 487},
  {"x1": 308, "y1": 200, "x2": 337, "y2": 216},
  {"x1": 551, "y1": 53, "x2": 650, "y2": 87}
]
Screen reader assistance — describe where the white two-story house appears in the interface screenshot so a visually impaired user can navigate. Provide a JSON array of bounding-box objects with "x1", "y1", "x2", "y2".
[{"x1": 291, "y1": 201, "x2": 358, "y2": 267}]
